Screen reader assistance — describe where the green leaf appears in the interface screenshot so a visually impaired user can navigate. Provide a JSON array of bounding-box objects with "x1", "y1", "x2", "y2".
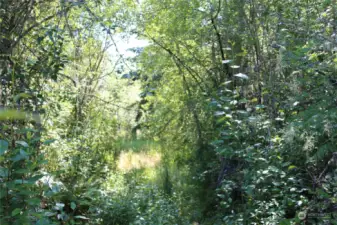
[
  {"x1": 214, "y1": 111, "x2": 225, "y2": 116},
  {"x1": 55, "y1": 203, "x2": 65, "y2": 210},
  {"x1": 288, "y1": 165, "x2": 297, "y2": 170},
  {"x1": 43, "y1": 139, "x2": 56, "y2": 145},
  {"x1": 44, "y1": 212, "x2": 57, "y2": 217},
  {"x1": 222, "y1": 59, "x2": 232, "y2": 64},
  {"x1": 14, "y1": 93, "x2": 32, "y2": 102},
  {"x1": 16, "y1": 141, "x2": 29, "y2": 147},
  {"x1": 279, "y1": 219, "x2": 291, "y2": 225},
  {"x1": 12, "y1": 150, "x2": 29, "y2": 162},
  {"x1": 316, "y1": 188, "x2": 330, "y2": 198},
  {"x1": 14, "y1": 179, "x2": 29, "y2": 184},
  {"x1": 210, "y1": 140, "x2": 224, "y2": 146},
  {"x1": 255, "y1": 105, "x2": 265, "y2": 109},
  {"x1": 28, "y1": 175, "x2": 44, "y2": 183},
  {"x1": 19, "y1": 190, "x2": 35, "y2": 195},
  {"x1": 39, "y1": 160, "x2": 48, "y2": 165},
  {"x1": 0, "y1": 140, "x2": 8, "y2": 155},
  {"x1": 26, "y1": 198, "x2": 41, "y2": 206},
  {"x1": 12, "y1": 154, "x2": 25, "y2": 162},
  {"x1": 20, "y1": 149, "x2": 29, "y2": 156},
  {"x1": 71, "y1": 202, "x2": 76, "y2": 210},
  {"x1": 234, "y1": 73, "x2": 249, "y2": 79},
  {"x1": 74, "y1": 215, "x2": 89, "y2": 220},
  {"x1": 230, "y1": 65, "x2": 240, "y2": 69},
  {"x1": 269, "y1": 166, "x2": 280, "y2": 172},
  {"x1": 11, "y1": 208, "x2": 21, "y2": 216},
  {"x1": 0, "y1": 167, "x2": 9, "y2": 177}
]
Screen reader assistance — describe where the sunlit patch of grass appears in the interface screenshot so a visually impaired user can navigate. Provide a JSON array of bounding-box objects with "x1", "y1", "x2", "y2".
[{"x1": 117, "y1": 151, "x2": 161, "y2": 172}]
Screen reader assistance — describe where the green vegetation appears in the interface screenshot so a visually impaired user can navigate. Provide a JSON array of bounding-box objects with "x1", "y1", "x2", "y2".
[{"x1": 1, "y1": 0, "x2": 337, "y2": 224}]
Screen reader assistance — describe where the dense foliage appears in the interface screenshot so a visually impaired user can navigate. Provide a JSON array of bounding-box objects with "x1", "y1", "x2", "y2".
[{"x1": 1, "y1": 0, "x2": 337, "y2": 224}]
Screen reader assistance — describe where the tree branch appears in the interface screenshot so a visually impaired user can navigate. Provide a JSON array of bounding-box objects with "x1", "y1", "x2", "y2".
[{"x1": 12, "y1": 13, "x2": 58, "y2": 49}]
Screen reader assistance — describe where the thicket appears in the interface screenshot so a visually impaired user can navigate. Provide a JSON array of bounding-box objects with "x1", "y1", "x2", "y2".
[{"x1": 1, "y1": 0, "x2": 337, "y2": 224}]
